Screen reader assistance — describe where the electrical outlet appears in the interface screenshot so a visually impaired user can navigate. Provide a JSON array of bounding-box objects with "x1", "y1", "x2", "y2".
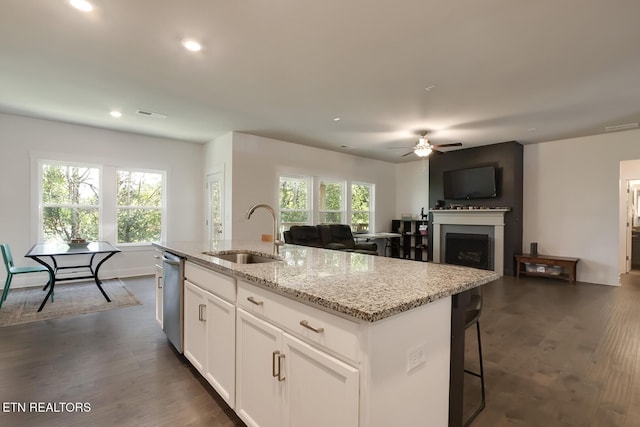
[{"x1": 407, "y1": 344, "x2": 427, "y2": 372}]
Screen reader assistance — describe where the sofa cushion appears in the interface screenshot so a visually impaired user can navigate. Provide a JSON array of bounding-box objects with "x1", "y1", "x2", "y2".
[
  {"x1": 289, "y1": 224, "x2": 377, "y2": 255},
  {"x1": 288, "y1": 225, "x2": 323, "y2": 248},
  {"x1": 326, "y1": 224, "x2": 356, "y2": 250}
]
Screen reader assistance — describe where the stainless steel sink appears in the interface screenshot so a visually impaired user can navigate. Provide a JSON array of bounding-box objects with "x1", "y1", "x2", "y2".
[{"x1": 204, "y1": 251, "x2": 280, "y2": 264}]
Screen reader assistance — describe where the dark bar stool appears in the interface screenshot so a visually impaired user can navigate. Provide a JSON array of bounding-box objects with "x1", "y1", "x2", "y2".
[{"x1": 464, "y1": 287, "x2": 486, "y2": 427}]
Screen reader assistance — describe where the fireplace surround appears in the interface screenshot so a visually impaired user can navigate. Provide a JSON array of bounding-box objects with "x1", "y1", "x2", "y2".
[{"x1": 431, "y1": 208, "x2": 509, "y2": 276}]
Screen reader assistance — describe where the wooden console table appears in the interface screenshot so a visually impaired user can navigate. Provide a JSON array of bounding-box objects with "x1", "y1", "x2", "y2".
[{"x1": 515, "y1": 254, "x2": 579, "y2": 283}]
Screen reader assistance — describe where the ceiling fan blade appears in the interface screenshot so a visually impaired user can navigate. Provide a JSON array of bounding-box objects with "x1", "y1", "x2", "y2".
[
  {"x1": 401, "y1": 151, "x2": 414, "y2": 157},
  {"x1": 431, "y1": 142, "x2": 463, "y2": 148},
  {"x1": 430, "y1": 148, "x2": 444, "y2": 154},
  {"x1": 388, "y1": 146, "x2": 414, "y2": 149}
]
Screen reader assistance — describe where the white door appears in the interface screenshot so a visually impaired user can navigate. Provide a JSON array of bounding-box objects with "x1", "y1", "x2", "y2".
[
  {"x1": 236, "y1": 309, "x2": 283, "y2": 427},
  {"x1": 183, "y1": 280, "x2": 206, "y2": 373},
  {"x1": 282, "y1": 333, "x2": 359, "y2": 427},
  {"x1": 204, "y1": 291, "x2": 236, "y2": 408},
  {"x1": 207, "y1": 170, "x2": 225, "y2": 242}
]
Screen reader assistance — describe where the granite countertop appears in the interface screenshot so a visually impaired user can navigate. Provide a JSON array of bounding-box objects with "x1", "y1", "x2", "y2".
[{"x1": 154, "y1": 240, "x2": 499, "y2": 322}]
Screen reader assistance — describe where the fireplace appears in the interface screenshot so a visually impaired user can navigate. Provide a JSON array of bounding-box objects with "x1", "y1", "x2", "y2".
[
  {"x1": 430, "y1": 208, "x2": 508, "y2": 276},
  {"x1": 445, "y1": 233, "x2": 490, "y2": 270}
]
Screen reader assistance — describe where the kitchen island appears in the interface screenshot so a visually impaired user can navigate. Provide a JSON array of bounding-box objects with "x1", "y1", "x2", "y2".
[{"x1": 154, "y1": 240, "x2": 499, "y2": 427}]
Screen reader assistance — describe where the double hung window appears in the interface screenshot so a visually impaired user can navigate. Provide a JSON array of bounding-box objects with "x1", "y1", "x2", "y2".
[
  {"x1": 40, "y1": 162, "x2": 100, "y2": 243},
  {"x1": 116, "y1": 170, "x2": 164, "y2": 244},
  {"x1": 278, "y1": 175, "x2": 374, "y2": 233},
  {"x1": 279, "y1": 176, "x2": 311, "y2": 232},
  {"x1": 318, "y1": 180, "x2": 345, "y2": 224},
  {"x1": 351, "y1": 182, "x2": 373, "y2": 233},
  {"x1": 38, "y1": 160, "x2": 165, "y2": 245}
]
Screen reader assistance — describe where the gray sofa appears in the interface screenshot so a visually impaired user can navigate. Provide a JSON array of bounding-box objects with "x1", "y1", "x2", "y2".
[{"x1": 283, "y1": 224, "x2": 378, "y2": 255}]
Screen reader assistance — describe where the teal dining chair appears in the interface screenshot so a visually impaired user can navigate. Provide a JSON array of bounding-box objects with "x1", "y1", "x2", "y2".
[{"x1": 1, "y1": 243, "x2": 54, "y2": 310}]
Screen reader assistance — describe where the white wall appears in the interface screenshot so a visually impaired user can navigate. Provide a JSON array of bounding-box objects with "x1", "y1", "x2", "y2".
[
  {"x1": 205, "y1": 132, "x2": 397, "y2": 241},
  {"x1": 523, "y1": 128, "x2": 640, "y2": 285},
  {"x1": 395, "y1": 160, "x2": 429, "y2": 219},
  {"x1": 0, "y1": 113, "x2": 205, "y2": 287}
]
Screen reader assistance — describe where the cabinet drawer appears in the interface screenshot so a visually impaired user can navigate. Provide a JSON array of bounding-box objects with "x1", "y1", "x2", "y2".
[
  {"x1": 185, "y1": 262, "x2": 235, "y2": 303},
  {"x1": 238, "y1": 280, "x2": 358, "y2": 361}
]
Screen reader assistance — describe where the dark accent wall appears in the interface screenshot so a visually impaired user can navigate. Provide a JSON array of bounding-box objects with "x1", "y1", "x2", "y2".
[{"x1": 428, "y1": 141, "x2": 523, "y2": 276}]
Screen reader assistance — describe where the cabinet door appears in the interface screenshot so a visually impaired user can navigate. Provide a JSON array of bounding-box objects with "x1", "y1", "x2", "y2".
[
  {"x1": 204, "y1": 291, "x2": 236, "y2": 408},
  {"x1": 282, "y1": 333, "x2": 359, "y2": 427},
  {"x1": 155, "y1": 265, "x2": 163, "y2": 327},
  {"x1": 236, "y1": 309, "x2": 283, "y2": 427},
  {"x1": 184, "y1": 280, "x2": 206, "y2": 373}
]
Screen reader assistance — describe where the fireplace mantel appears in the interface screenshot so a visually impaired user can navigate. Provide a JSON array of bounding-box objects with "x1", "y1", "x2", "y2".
[{"x1": 430, "y1": 209, "x2": 509, "y2": 276}]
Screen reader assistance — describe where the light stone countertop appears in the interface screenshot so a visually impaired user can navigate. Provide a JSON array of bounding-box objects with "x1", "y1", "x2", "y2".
[{"x1": 154, "y1": 240, "x2": 499, "y2": 322}]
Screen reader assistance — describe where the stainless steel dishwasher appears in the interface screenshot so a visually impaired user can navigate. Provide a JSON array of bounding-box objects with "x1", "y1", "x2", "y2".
[{"x1": 162, "y1": 251, "x2": 184, "y2": 353}]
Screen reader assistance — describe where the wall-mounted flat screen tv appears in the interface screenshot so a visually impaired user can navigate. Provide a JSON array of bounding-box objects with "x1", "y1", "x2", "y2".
[{"x1": 443, "y1": 166, "x2": 497, "y2": 200}]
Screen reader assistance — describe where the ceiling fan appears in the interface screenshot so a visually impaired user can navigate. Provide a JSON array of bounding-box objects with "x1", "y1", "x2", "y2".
[{"x1": 394, "y1": 132, "x2": 463, "y2": 157}]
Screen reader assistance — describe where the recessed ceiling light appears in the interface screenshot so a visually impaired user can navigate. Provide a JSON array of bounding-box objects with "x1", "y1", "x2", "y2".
[
  {"x1": 110, "y1": 111, "x2": 122, "y2": 118},
  {"x1": 69, "y1": 0, "x2": 93, "y2": 12},
  {"x1": 527, "y1": 127, "x2": 537, "y2": 132},
  {"x1": 424, "y1": 85, "x2": 436, "y2": 92},
  {"x1": 182, "y1": 39, "x2": 202, "y2": 52},
  {"x1": 333, "y1": 117, "x2": 341, "y2": 121}
]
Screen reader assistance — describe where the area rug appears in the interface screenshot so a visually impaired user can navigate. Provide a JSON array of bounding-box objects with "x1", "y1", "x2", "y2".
[{"x1": 0, "y1": 278, "x2": 142, "y2": 327}]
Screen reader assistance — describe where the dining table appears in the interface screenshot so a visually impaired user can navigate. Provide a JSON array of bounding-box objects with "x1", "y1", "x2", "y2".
[{"x1": 25, "y1": 241, "x2": 121, "y2": 312}]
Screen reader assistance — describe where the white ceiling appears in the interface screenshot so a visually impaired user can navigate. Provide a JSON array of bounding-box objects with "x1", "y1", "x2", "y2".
[{"x1": 2, "y1": 0, "x2": 640, "y2": 162}]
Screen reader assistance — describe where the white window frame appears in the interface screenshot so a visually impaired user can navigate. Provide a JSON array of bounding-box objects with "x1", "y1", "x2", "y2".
[
  {"x1": 350, "y1": 181, "x2": 375, "y2": 233},
  {"x1": 37, "y1": 159, "x2": 103, "y2": 243},
  {"x1": 116, "y1": 168, "x2": 167, "y2": 246},
  {"x1": 33, "y1": 154, "x2": 167, "y2": 247},
  {"x1": 318, "y1": 178, "x2": 345, "y2": 224},
  {"x1": 278, "y1": 175, "x2": 312, "y2": 231}
]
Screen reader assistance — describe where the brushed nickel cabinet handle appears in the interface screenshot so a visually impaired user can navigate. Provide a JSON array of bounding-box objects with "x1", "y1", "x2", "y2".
[
  {"x1": 277, "y1": 353, "x2": 286, "y2": 382},
  {"x1": 272, "y1": 351, "x2": 280, "y2": 377},
  {"x1": 300, "y1": 320, "x2": 324, "y2": 334},
  {"x1": 247, "y1": 296, "x2": 263, "y2": 306},
  {"x1": 198, "y1": 304, "x2": 206, "y2": 322}
]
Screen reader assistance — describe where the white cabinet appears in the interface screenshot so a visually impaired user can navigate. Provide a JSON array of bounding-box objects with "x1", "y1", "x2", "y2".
[
  {"x1": 236, "y1": 281, "x2": 359, "y2": 427},
  {"x1": 183, "y1": 262, "x2": 236, "y2": 408},
  {"x1": 154, "y1": 252, "x2": 163, "y2": 327},
  {"x1": 282, "y1": 333, "x2": 359, "y2": 427},
  {"x1": 184, "y1": 280, "x2": 207, "y2": 371},
  {"x1": 177, "y1": 261, "x2": 452, "y2": 427},
  {"x1": 236, "y1": 309, "x2": 283, "y2": 427}
]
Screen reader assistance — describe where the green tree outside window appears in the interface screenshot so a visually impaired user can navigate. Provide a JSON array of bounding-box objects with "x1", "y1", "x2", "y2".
[
  {"x1": 279, "y1": 177, "x2": 309, "y2": 231},
  {"x1": 41, "y1": 163, "x2": 100, "y2": 243},
  {"x1": 117, "y1": 170, "x2": 163, "y2": 244}
]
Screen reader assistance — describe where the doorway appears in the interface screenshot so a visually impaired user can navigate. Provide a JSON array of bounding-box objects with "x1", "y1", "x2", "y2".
[{"x1": 628, "y1": 180, "x2": 640, "y2": 271}]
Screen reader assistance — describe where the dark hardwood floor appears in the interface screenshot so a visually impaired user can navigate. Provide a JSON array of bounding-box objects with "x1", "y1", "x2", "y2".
[
  {"x1": 465, "y1": 271, "x2": 640, "y2": 427},
  {"x1": 1, "y1": 273, "x2": 640, "y2": 426},
  {"x1": 0, "y1": 276, "x2": 243, "y2": 427}
]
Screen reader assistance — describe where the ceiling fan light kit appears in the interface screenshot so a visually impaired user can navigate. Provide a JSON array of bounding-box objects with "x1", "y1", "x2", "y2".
[
  {"x1": 414, "y1": 142, "x2": 433, "y2": 157},
  {"x1": 393, "y1": 131, "x2": 464, "y2": 158},
  {"x1": 412, "y1": 132, "x2": 463, "y2": 157}
]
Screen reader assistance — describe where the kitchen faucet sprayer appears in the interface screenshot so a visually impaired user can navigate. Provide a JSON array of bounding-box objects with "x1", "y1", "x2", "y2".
[{"x1": 245, "y1": 203, "x2": 284, "y2": 255}]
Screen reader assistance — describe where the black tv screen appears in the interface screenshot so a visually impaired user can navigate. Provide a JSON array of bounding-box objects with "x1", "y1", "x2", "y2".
[{"x1": 443, "y1": 166, "x2": 497, "y2": 200}]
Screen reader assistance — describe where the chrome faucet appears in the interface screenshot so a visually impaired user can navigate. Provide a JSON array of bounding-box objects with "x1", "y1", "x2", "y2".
[{"x1": 245, "y1": 203, "x2": 284, "y2": 256}]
